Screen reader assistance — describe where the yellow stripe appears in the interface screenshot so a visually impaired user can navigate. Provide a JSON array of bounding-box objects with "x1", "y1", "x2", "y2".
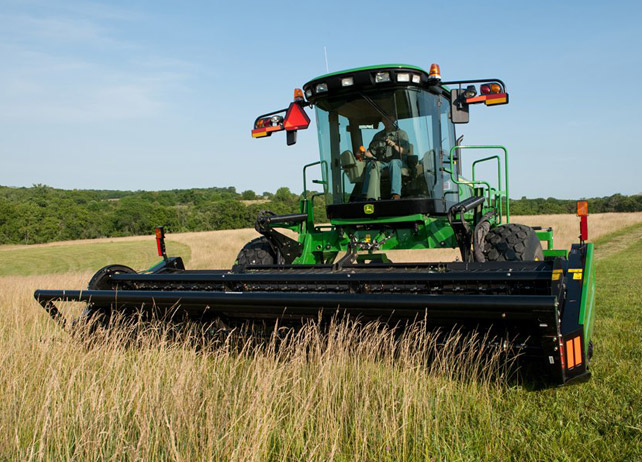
[{"x1": 485, "y1": 97, "x2": 507, "y2": 106}]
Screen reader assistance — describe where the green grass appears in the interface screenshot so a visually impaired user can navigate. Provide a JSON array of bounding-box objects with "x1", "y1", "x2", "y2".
[
  {"x1": 0, "y1": 239, "x2": 191, "y2": 276},
  {"x1": 481, "y1": 231, "x2": 642, "y2": 460}
]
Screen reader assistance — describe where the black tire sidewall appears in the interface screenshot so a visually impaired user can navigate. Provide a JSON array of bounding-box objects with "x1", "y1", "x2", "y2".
[
  {"x1": 483, "y1": 224, "x2": 544, "y2": 262},
  {"x1": 234, "y1": 237, "x2": 277, "y2": 270}
]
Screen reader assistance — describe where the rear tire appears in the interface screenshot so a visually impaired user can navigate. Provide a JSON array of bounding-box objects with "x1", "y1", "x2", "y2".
[
  {"x1": 77, "y1": 264, "x2": 137, "y2": 332},
  {"x1": 483, "y1": 224, "x2": 544, "y2": 262},
  {"x1": 234, "y1": 237, "x2": 277, "y2": 270}
]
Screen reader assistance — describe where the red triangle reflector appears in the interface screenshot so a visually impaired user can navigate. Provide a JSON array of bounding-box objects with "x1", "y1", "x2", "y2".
[{"x1": 284, "y1": 103, "x2": 310, "y2": 131}]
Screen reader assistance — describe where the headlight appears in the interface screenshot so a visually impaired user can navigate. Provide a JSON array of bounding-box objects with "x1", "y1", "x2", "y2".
[{"x1": 375, "y1": 72, "x2": 391, "y2": 83}]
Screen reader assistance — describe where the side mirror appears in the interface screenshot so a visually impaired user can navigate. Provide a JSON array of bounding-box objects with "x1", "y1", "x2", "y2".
[
  {"x1": 286, "y1": 131, "x2": 297, "y2": 146},
  {"x1": 450, "y1": 89, "x2": 469, "y2": 124},
  {"x1": 444, "y1": 79, "x2": 509, "y2": 124}
]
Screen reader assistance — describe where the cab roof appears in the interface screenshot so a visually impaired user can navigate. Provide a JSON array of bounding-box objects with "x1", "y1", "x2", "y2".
[
  {"x1": 304, "y1": 64, "x2": 428, "y2": 86},
  {"x1": 302, "y1": 64, "x2": 448, "y2": 104}
]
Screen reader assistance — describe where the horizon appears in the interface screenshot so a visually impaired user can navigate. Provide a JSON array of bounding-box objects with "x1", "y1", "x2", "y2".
[{"x1": 2, "y1": 182, "x2": 640, "y2": 202}]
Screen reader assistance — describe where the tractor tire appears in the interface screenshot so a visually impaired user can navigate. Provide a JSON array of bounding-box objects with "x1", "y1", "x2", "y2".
[
  {"x1": 483, "y1": 224, "x2": 544, "y2": 262},
  {"x1": 75, "y1": 264, "x2": 137, "y2": 332},
  {"x1": 234, "y1": 237, "x2": 277, "y2": 271},
  {"x1": 88, "y1": 264, "x2": 136, "y2": 290}
]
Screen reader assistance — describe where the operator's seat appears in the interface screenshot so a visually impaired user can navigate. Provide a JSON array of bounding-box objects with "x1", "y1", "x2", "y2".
[{"x1": 340, "y1": 150, "x2": 366, "y2": 183}]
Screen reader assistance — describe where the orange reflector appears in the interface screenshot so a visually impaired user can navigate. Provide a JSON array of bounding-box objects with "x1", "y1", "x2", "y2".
[
  {"x1": 359, "y1": 145, "x2": 366, "y2": 153},
  {"x1": 490, "y1": 83, "x2": 501, "y2": 94},
  {"x1": 566, "y1": 339, "x2": 575, "y2": 368},
  {"x1": 576, "y1": 200, "x2": 588, "y2": 216},
  {"x1": 565, "y1": 336, "x2": 584, "y2": 369},
  {"x1": 573, "y1": 336, "x2": 582, "y2": 366},
  {"x1": 428, "y1": 63, "x2": 441, "y2": 80},
  {"x1": 294, "y1": 88, "x2": 304, "y2": 101},
  {"x1": 154, "y1": 227, "x2": 163, "y2": 239}
]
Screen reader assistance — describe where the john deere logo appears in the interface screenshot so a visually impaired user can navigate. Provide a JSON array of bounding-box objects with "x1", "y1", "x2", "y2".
[{"x1": 363, "y1": 204, "x2": 375, "y2": 214}]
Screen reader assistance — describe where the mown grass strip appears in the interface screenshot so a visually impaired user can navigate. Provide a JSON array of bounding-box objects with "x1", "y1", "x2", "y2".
[
  {"x1": 593, "y1": 221, "x2": 642, "y2": 260},
  {"x1": 0, "y1": 240, "x2": 191, "y2": 276}
]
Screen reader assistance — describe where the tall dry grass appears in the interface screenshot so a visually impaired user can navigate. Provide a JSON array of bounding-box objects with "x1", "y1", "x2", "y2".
[{"x1": 0, "y1": 274, "x2": 512, "y2": 461}]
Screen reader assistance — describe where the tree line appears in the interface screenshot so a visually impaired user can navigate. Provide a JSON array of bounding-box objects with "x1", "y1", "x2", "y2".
[
  {"x1": 0, "y1": 185, "x2": 639, "y2": 245},
  {"x1": 0, "y1": 185, "x2": 327, "y2": 245},
  {"x1": 509, "y1": 194, "x2": 642, "y2": 215}
]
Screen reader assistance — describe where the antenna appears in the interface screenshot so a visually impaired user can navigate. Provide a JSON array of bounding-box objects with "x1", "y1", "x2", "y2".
[{"x1": 323, "y1": 46, "x2": 329, "y2": 73}]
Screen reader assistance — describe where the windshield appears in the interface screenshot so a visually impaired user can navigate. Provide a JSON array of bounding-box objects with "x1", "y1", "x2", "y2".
[{"x1": 314, "y1": 87, "x2": 458, "y2": 207}]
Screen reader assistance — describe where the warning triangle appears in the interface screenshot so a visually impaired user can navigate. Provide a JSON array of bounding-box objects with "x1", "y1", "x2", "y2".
[{"x1": 284, "y1": 103, "x2": 311, "y2": 131}]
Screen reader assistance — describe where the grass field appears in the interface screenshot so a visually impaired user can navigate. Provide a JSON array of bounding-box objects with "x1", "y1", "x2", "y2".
[
  {"x1": 0, "y1": 214, "x2": 641, "y2": 460},
  {"x1": 0, "y1": 239, "x2": 191, "y2": 276}
]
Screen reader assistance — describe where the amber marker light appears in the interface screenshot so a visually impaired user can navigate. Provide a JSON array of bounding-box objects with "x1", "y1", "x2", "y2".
[
  {"x1": 294, "y1": 88, "x2": 304, "y2": 101},
  {"x1": 490, "y1": 83, "x2": 501, "y2": 94},
  {"x1": 576, "y1": 201, "x2": 589, "y2": 241},
  {"x1": 428, "y1": 63, "x2": 441, "y2": 80}
]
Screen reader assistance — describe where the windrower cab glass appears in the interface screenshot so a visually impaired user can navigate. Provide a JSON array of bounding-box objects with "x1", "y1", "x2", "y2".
[{"x1": 303, "y1": 66, "x2": 459, "y2": 219}]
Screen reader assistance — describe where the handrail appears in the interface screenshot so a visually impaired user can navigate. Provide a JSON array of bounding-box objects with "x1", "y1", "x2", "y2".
[
  {"x1": 302, "y1": 160, "x2": 328, "y2": 200},
  {"x1": 449, "y1": 145, "x2": 510, "y2": 222},
  {"x1": 472, "y1": 155, "x2": 503, "y2": 218},
  {"x1": 472, "y1": 155, "x2": 501, "y2": 186}
]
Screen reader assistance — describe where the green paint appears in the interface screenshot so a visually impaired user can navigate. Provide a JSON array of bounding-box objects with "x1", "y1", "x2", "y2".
[
  {"x1": 543, "y1": 249, "x2": 568, "y2": 258},
  {"x1": 536, "y1": 230, "x2": 554, "y2": 250},
  {"x1": 579, "y1": 243, "x2": 596, "y2": 356}
]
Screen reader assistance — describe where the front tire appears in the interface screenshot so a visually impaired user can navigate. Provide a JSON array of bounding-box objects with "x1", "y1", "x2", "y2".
[
  {"x1": 233, "y1": 237, "x2": 277, "y2": 271},
  {"x1": 483, "y1": 224, "x2": 544, "y2": 262}
]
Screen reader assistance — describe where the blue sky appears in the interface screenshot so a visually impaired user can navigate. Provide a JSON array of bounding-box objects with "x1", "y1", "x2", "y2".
[{"x1": 0, "y1": 0, "x2": 640, "y2": 198}]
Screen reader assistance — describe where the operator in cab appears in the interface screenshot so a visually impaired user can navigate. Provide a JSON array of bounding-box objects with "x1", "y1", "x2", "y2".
[{"x1": 362, "y1": 117, "x2": 410, "y2": 201}]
